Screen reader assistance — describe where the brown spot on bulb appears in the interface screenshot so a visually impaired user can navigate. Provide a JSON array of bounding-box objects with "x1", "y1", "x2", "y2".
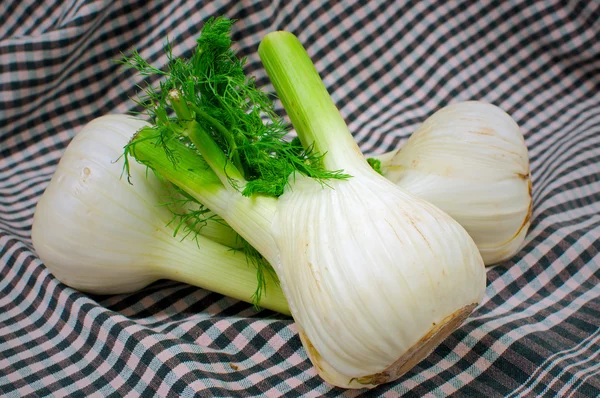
[
  {"x1": 469, "y1": 127, "x2": 495, "y2": 136},
  {"x1": 82, "y1": 167, "x2": 91, "y2": 182}
]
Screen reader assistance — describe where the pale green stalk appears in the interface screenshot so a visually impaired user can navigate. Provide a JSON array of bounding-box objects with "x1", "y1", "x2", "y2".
[
  {"x1": 128, "y1": 127, "x2": 280, "y2": 270},
  {"x1": 258, "y1": 32, "x2": 368, "y2": 172}
]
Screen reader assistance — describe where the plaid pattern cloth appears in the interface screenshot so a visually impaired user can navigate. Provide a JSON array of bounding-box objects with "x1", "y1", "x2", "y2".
[{"x1": 1, "y1": 0, "x2": 599, "y2": 396}]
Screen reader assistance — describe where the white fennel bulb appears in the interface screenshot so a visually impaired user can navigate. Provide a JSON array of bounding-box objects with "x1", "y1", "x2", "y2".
[
  {"x1": 379, "y1": 102, "x2": 532, "y2": 265},
  {"x1": 123, "y1": 27, "x2": 487, "y2": 389},
  {"x1": 273, "y1": 167, "x2": 484, "y2": 385},
  {"x1": 257, "y1": 33, "x2": 486, "y2": 388},
  {"x1": 31, "y1": 115, "x2": 288, "y2": 314}
]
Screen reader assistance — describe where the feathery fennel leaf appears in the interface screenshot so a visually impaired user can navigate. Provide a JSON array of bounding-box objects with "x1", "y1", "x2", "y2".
[{"x1": 120, "y1": 16, "x2": 349, "y2": 197}]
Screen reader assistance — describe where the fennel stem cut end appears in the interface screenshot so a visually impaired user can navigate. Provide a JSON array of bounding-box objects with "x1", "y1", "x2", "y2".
[{"x1": 298, "y1": 303, "x2": 478, "y2": 389}]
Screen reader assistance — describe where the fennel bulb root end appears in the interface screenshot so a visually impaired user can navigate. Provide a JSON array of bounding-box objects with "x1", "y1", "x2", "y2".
[{"x1": 299, "y1": 303, "x2": 477, "y2": 389}]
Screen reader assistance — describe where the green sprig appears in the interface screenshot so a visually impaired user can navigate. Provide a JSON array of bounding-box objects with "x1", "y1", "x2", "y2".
[{"x1": 120, "y1": 16, "x2": 348, "y2": 197}]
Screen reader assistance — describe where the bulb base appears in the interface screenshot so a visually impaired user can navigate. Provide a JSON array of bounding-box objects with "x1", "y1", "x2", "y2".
[{"x1": 300, "y1": 302, "x2": 478, "y2": 389}]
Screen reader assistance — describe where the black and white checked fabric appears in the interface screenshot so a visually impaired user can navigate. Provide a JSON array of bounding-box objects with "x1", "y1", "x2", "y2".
[{"x1": 2, "y1": 1, "x2": 600, "y2": 396}]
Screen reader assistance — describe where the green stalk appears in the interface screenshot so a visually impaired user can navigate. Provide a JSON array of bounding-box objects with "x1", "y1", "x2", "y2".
[
  {"x1": 157, "y1": 236, "x2": 290, "y2": 315},
  {"x1": 127, "y1": 127, "x2": 223, "y2": 197},
  {"x1": 168, "y1": 89, "x2": 193, "y2": 120},
  {"x1": 197, "y1": 220, "x2": 242, "y2": 249},
  {"x1": 258, "y1": 32, "x2": 367, "y2": 171},
  {"x1": 168, "y1": 89, "x2": 245, "y2": 186},
  {"x1": 167, "y1": 196, "x2": 243, "y2": 249},
  {"x1": 190, "y1": 103, "x2": 246, "y2": 177},
  {"x1": 128, "y1": 127, "x2": 280, "y2": 269},
  {"x1": 187, "y1": 121, "x2": 246, "y2": 186}
]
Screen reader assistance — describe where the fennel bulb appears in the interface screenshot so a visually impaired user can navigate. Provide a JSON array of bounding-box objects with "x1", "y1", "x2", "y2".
[
  {"x1": 259, "y1": 32, "x2": 486, "y2": 388},
  {"x1": 31, "y1": 114, "x2": 288, "y2": 314},
  {"x1": 123, "y1": 20, "x2": 486, "y2": 389},
  {"x1": 378, "y1": 102, "x2": 532, "y2": 265}
]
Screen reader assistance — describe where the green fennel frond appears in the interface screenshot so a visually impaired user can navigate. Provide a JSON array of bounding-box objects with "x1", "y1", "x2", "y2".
[
  {"x1": 242, "y1": 239, "x2": 280, "y2": 309},
  {"x1": 367, "y1": 158, "x2": 383, "y2": 175},
  {"x1": 121, "y1": 16, "x2": 349, "y2": 197}
]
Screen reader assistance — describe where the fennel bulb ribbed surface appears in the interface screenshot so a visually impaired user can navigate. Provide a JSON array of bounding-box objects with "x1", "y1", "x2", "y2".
[{"x1": 382, "y1": 101, "x2": 532, "y2": 265}]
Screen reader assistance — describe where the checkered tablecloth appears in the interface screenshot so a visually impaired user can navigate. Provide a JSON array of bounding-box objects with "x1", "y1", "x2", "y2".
[{"x1": 1, "y1": 1, "x2": 599, "y2": 396}]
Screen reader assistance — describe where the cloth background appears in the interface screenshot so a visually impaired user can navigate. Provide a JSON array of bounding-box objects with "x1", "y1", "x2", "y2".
[{"x1": 1, "y1": 0, "x2": 599, "y2": 396}]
